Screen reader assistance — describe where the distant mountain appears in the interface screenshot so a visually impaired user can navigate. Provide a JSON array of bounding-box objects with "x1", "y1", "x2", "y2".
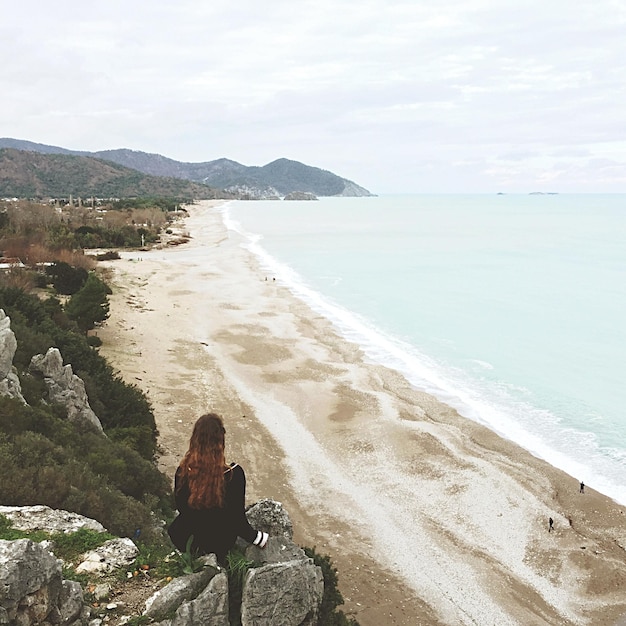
[
  {"x1": 0, "y1": 148, "x2": 227, "y2": 199},
  {"x1": 0, "y1": 138, "x2": 374, "y2": 197}
]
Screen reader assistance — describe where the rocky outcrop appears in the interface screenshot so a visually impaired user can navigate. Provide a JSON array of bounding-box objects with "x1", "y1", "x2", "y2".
[
  {"x1": 283, "y1": 191, "x2": 318, "y2": 201},
  {"x1": 335, "y1": 180, "x2": 375, "y2": 197},
  {"x1": 0, "y1": 309, "x2": 26, "y2": 403},
  {"x1": 245, "y1": 498, "x2": 294, "y2": 539},
  {"x1": 146, "y1": 563, "x2": 230, "y2": 626},
  {"x1": 144, "y1": 500, "x2": 323, "y2": 626},
  {"x1": 0, "y1": 310, "x2": 102, "y2": 427},
  {"x1": 0, "y1": 501, "x2": 324, "y2": 626},
  {"x1": 240, "y1": 500, "x2": 323, "y2": 626},
  {"x1": 144, "y1": 558, "x2": 221, "y2": 620},
  {"x1": 225, "y1": 184, "x2": 281, "y2": 200},
  {"x1": 29, "y1": 347, "x2": 104, "y2": 433},
  {"x1": 75, "y1": 538, "x2": 138, "y2": 575},
  {"x1": 0, "y1": 539, "x2": 89, "y2": 626},
  {"x1": 0, "y1": 505, "x2": 106, "y2": 534}
]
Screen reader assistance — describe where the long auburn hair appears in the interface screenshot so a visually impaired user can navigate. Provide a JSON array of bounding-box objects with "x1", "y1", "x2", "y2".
[{"x1": 177, "y1": 413, "x2": 227, "y2": 509}]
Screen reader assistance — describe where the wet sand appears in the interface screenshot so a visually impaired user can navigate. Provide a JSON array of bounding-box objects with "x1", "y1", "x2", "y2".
[{"x1": 98, "y1": 200, "x2": 626, "y2": 626}]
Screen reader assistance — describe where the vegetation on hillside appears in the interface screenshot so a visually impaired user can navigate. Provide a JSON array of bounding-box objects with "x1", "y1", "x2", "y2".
[
  {"x1": 0, "y1": 283, "x2": 170, "y2": 537},
  {"x1": 65, "y1": 273, "x2": 111, "y2": 334},
  {"x1": 0, "y1": 198, "x2": 174, "y2": 265},
  {"x1": 0, "y1": 140, "x2": 373, "y2": 197},
  {"x1": 0, "y1": 287, "x2": 157, "y2": 459},
  {"x1": 0, "y1": 148, "x2": 231, "y2": 199},
  {"x1": 253, "y1": 159, "x2": 345, "y2": 195},
  {"x1": 0, "y1": 397, "x2": 170, "y2": 538}
]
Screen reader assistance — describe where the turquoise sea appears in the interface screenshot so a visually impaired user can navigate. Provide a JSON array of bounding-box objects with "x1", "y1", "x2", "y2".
[{"x1": 223, "y1": 195, "x2": 626, "y2": 505}]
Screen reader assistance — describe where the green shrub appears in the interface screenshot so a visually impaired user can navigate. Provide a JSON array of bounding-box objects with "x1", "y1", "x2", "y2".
[
  {"x1": 304, "y1": 547, "x2": 360, "y2": 626},
  {"x1": 0, "y1": 397, "x2": 171, "y2": 538},
  {"x1": 65, "y1": 273, "x2": 110, "y2": 334},
  {"x1": 0, "y1": 286, "x2": 158, "y2": 459},
  {"x1": 33, "y1": 272, "x2": 49, "y2": 288},
  {"x1": 87, "y1": 335, "x2": 102, "y2": 347},
  {"x1": 46, "y1": 261, "x2": 88, "y2": 295}
]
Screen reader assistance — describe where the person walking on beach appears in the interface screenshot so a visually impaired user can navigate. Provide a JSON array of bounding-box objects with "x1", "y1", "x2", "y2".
[
  {"x1": 580, "y1": 481, "x2": 585, "y2": 493},
  {"x1": 167, "y1": 413, "x2": 269, "y2": 564},
  {"x1": 549, "y1": 517, "x2": 554, "y2": 532}
]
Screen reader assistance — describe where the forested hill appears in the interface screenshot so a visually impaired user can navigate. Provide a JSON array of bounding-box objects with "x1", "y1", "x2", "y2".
[
  {"x1": 0, "y1": 148, "x2": 229, "y2": 199},
  {"x1": 0, "y1": 138, "x2": 374, "y2": 197}
]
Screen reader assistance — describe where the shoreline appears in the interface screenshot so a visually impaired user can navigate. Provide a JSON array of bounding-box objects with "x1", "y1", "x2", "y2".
[{"x1": 98, "y1": 200, "x2": 626, "y2": 626}]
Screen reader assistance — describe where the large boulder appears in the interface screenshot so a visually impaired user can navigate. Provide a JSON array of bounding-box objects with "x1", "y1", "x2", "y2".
[
  {"x1": 241, "y1": 536, "x2": 323, "y2": 626},
  {"x1": 29, "y1": 347, "x2": 104, "y2": 433},
  {"x1": 0, "y1": 505, "x2": 106, "y2": 535},
  {"x1": 240, "y1": 502, "x2": 323, "y2": 626},
  {"x1": 144, "y1": 561, "x2": 220, "y2": 621},
  {"x1": 0, "y1": 538, "x2": 88, "y2": 625},
  {"x1": 75, "y1": 538, "x2": 138, "y2": 575},
  {"x1": 151, "y1": 572, "x2": 230, "y2": 626},
  {"x1": 0, "y1": 309, "x2": 17, "y2": 379},
  {"x1": 245, "y1": 498, "x2": 294, "y2": 540}
]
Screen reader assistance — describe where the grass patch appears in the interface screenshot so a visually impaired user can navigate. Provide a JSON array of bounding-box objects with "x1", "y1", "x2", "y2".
[
  {"x1": 0, "y1": 514, "x2": 116, "y2": 564},
  {"x1": 226, "y1": 547, "x2": 256, "y2": 626},
  {"x1": 0, "y1": 514, "x2": 48, "y2": 542}
]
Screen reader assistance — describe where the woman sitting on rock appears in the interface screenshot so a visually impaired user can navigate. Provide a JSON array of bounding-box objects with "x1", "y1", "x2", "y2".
[{"x1": 168, "y1": 413, "x2": 268, "y2": 564}]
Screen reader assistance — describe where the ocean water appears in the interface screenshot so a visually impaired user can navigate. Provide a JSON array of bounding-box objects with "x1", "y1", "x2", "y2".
[{"x1": 222, "y1": 194, "x2": 626, "y2": 505}]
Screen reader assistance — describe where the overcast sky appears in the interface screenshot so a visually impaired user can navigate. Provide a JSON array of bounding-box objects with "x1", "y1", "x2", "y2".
[{"x1": 3, "y1": 1, "x2": 626, "y2": 193}]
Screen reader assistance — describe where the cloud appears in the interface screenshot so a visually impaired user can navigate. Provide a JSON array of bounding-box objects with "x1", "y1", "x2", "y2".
[{"x1": 3, "y1": 0, "x2": 626, "y2": 191}]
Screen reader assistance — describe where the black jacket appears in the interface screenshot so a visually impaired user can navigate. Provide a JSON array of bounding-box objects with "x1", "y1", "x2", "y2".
[{"x1": 168, "y1": 462, "x2": 259, "y2": 561}]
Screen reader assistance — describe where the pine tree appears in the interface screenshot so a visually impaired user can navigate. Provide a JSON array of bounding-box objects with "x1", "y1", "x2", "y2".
[{"x1": 65, "y1": 273, "x2": 110, "y2": 334}]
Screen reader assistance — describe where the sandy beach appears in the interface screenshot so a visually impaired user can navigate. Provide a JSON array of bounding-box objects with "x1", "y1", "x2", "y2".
[{"x1": 97, "y1": 200, "x2": 626, "y2": 626}]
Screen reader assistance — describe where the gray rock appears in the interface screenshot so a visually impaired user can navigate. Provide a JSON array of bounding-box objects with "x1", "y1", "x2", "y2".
[
  {"x1": 144, "y1": 566, "x2": 219, "y2": 620},
  {"x1": 245, "y1": 499, "x2": 293, "y2": 540},
  {"x1": 75, "y1": 538, "x2": 138, "y2": 575},
  {"x1": 0, "y1": 309, "x2": 26, "y2": 404},
  {"x1": 241, "y1": 557, "x2": 323, "y2": 626},
  {"x1": 197, "y1": 553, "x2": 220, "y2": 569},
  {"x1": 0, "y1": 505, "x2": 106, "y2": 535},
  {"x1": 0, "y1": 539, "x2": 63, "y2": 623},
  {"x1": 0, "y1": 371, "x2": 26, "y2": 404},
  {"x1": 239, "y1": 501, "x2": 323, "y2": 625},
  {"x1": 247, "y1": 535, "x2": 307, "y2": 567},
  {"x1": 169, "y1": 572, "x2": 229, "y2": 626},
  {"x1": 56, "y1": 580, "x2": 85, "y2": 625},
  {"x1": 0, "y1": 309, "x2": 17, "y2": 378},
  {"x1": 92, "y1": 584, "x2": 111, "y2": 602},
  {"x1": 30, "y1": 347, "x2": 104, "y2": 433}
]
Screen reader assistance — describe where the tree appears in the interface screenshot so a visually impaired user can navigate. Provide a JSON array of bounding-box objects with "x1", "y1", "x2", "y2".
[
  {"x1": 65, "y1": 273, "x2": 110, "y2": 334},
  {"x1": 46, "y1": 261, "x2": 88, "y2": 295}
]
